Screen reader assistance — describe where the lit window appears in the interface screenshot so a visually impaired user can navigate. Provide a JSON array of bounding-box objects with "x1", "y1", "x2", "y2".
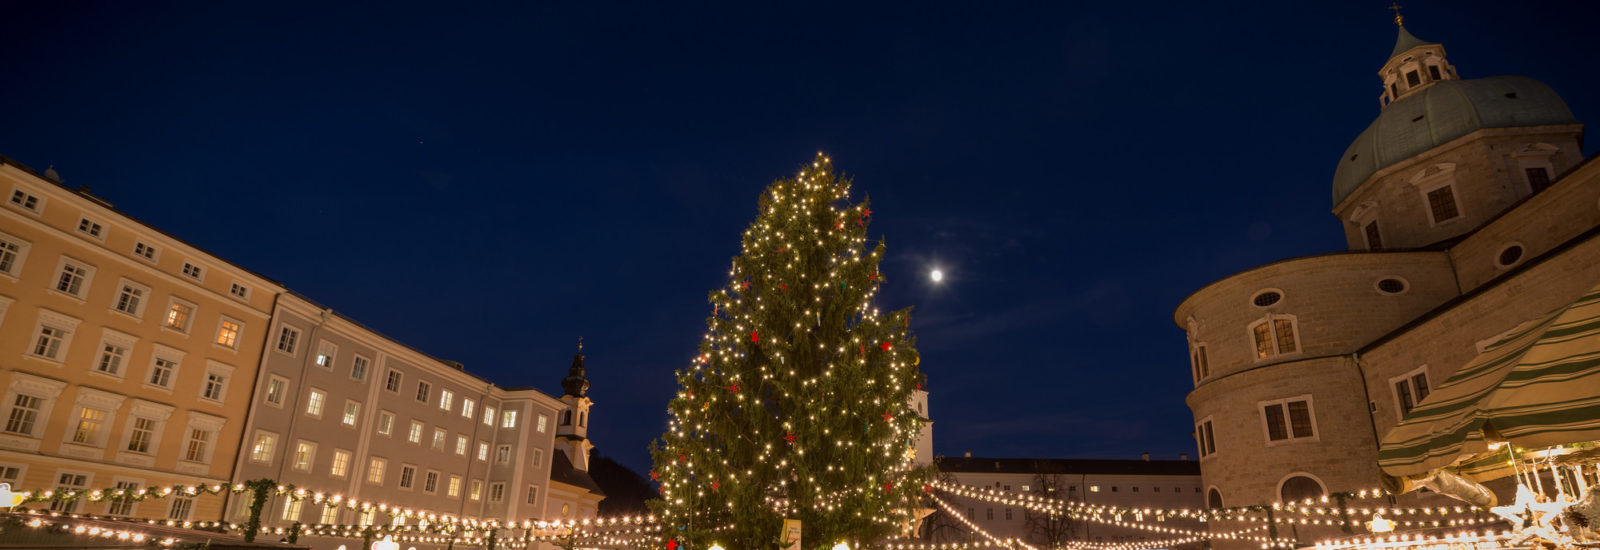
[
  {"x1": 265, "y1": 376, "x2": 288, "y2": 406},
  {"x1": 1261, "y1": 396, "x2": 1317, "y2": 442},
  {"x1": 448, "y1": 476, "x2": 462, "y2": 498},
  {"x1": 367, "y1": 458, "x2": 386, "y2": 484},
  {"x1": 249, "y1": 431, "x2": 277, "y2": 464},
  {"x1": 164, "y1": 301, "x2": 193, "y2": 332},
  {"x1": 462, "y1": 398, "x2": 476, "y2": 419},
  {"x1": 320, "y1": 503, "x2": 340, "y2": 524},
  {"x1": 432, "y1": 428, "x2": 446, "y2": 451},
  {"x1": 216, "y1": 320, "x2": 241, "y2": 348},
  {"x1": 408, "y1": 421, "x2": 423, "y2": 444},
  {"x1": 281, "y1": 498, "x2": 302, "y2": 521},
  {"x1": 440, "y1": 389, "x2": 454, "y2": 411},
  {"x1": 477, "y1": 441, "x2": 488, "y2": 461},
  {"x1": 316, "y1": 341, "x2": 336, "y2": 367},
  {"x1": 181, "y1": 262, "x2": 204, "y2": 281},
  {"x1": 127, "y1": 417, "x2": 157, "y2": 453},
  {"x1": 470, "y1": 479, "x2": 482, "y2": 501},
  {"x1": 184, "y1": 428, "x2": 210, "y2": 462},
  {"x1": 455, "y1": 435, "x2": 467, "y2": 456},
  {"x1": 538, "y1": 414, "x2": 548, "y2": 433},
  {"x1": 484, "y1": 406, "x2": 495, "y2": 426},
  {"x1": 330, "y1": 450, "x2": 351, "y2": 478},
  {"x1": 343, "y1": 401, "x2": 361, "y2": 427},
  {"x1": 502, "y1": 409, "x2": 519, "y2": 428},
  {"x1": 293, "y1": 441, "x2": 316, "y2": 472},
  {"x1": 1249, "y1": 315, "x2": 1299, "y2": 359},
  {"x1": 378, "y1": 412, "x2": 394, "y2": 436},
  {"x1": 306, "y1": 389, "x2": 326, "y2": 417}
]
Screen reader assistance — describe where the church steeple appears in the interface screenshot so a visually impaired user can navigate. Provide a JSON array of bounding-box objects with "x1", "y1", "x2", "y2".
[
  {"x1": 1376, "y1": 14, "x2": 1457, "y2": 109},
  {"x1": 562, "y1": 341, "x2": 590, "y2": 398},
  {"x1": 555, "y1": 340, "x2": 595, "y2": 471}
]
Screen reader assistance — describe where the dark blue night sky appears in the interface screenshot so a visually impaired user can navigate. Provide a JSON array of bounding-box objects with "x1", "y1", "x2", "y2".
[{"x1": 3, "y1": 1, "x2": 1596, "y2": 475}]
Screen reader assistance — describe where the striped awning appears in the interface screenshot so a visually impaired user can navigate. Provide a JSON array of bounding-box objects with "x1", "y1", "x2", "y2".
[{"x1": 1378, "y1": 283, "x2": 1600, "y2": 480}]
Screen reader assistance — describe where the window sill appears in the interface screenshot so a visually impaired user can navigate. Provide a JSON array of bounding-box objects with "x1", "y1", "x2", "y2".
[
  {"x1": 22, "y1": 354, "x2": 64, "y2": 367},
  {"x1": 108, "y1": 308, "x2": 143, "y2": 323},
  {"x1": 141, "y1": 383, "x2": 174, "y2": 395},
  {"x1": 87, "y1": 369, "x2": 126, "y2": 382},
  {"x1": 212, "y1": 343, "x2": 238, "y2": 354},
  {"x1": 160, "y1": 325, "x2": 192, "y2": 337},
  {"x1": 1264, "y1": 436, "x2": 1320, "y2": 447},
  {"x1": 197, "y1": 397, "x2": 224, "y2": 407},
  {"x1": 46, "y1": 289, "x2": 87, "y2": 303}
]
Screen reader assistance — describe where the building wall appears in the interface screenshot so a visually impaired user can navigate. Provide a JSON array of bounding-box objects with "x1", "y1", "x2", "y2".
[
  {"x1": 938, "y1": 465, "x2": 1203, "y2": 546},
  {"x1": 231, "y1": 293, "x2": 569, "y2": 530},
  {"x1": 0, "y1": 162, "x2": 282, "y2": 522}
]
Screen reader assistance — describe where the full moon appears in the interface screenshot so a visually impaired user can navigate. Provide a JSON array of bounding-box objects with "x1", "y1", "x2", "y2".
[{"x1": 930, "y1": 269, "x2": 944, "y2": 282}]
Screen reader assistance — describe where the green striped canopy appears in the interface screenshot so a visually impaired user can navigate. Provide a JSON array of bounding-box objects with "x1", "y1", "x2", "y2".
[{"x1": 1378, "y1": 284, "x2": 1600, "y2": 480}]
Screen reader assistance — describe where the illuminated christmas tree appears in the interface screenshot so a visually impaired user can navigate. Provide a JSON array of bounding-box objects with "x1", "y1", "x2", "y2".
[{"x1": 650, "y1": 153, "x2": 932, "y2": 550}]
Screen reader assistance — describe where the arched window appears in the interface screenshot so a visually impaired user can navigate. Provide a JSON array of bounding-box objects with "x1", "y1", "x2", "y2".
[
  {"x1": 578, "y1": 411, "x2": 586, "y2": 428},
  {"x1": 560, "y1": 410, "x2": 572, "y2": 426},
  {"x1": 1247, "y1": 314, "x2": 1299, "y2": 359},
  {"x1": 1279, "y1": 474, "x2": 1326, "y2": 502},
  {"x1": 1207, "y1": 488, "x2": 1223, "y2": 509},
  {"x1": 1190, "y1": 343, "x2": 1210, "y2": 382}
]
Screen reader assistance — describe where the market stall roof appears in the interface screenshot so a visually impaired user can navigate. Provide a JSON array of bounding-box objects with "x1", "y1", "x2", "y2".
[{"x1": 1378, "y1": 282, "x2": 1600, "y2": 480}]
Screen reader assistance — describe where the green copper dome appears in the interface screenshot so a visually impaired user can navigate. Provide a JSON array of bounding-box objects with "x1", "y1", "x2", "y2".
[{"x1": 1331, "y1": 76, "x2": 1577, "y2": 206}]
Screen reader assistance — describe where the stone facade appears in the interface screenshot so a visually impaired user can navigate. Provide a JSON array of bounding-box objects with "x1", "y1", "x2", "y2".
[{"x1": 1176, "y1": 23, "x2": 1598, "y2": 548}]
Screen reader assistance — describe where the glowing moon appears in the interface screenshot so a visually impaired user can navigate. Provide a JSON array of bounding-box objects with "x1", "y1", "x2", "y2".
[{"x1": 930, "y1": 269, "x2": 944, "y2": 282}]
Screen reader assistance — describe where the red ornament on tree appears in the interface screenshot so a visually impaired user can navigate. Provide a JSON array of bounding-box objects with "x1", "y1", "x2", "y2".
[
  {"x1": 751, "y1": 331, "x2": 759, "y2": 343},
  {"x1": 862, "y1": 207, "x2": 873, "y2": 218},
  {"x1": 883, "y1": 481, "x2": 894, "y2": 493},
  {"x1": 882, "y1": 410, "x2": 893, "y2": 422},
  {"x1": 712, "y1": 481, "x2": 720, "y2": 493},
  {"x1": 668, "y1": 540, "x2": 678, "y2": 550},
  {"x1": 859, "y1": 344, "x2": 867, "y2": 355},
  {"x1": 741, "y1": 280, "x2": 751, "y2": 291},
  {"x1": 649, "y1": 471, "x2": 659, "y2": 480},
  {"x1": 779, "y1": 283, "x2": 787, "y2": 292},
  {"x1": 785, "y1": 431, "x2": 797, "y2": 445},
  {"x1": 868, "y1": 272, "x2": 878, "y2": 282},
  {"x1": 677, "y1": 453, "x2": 687, "y2": 462},
  {"x1": 881, "y1": 341, "x2": 892, "y2": 351},
  {"x1": 727, "y1": 384, "x2": 740, "y2": 394}
]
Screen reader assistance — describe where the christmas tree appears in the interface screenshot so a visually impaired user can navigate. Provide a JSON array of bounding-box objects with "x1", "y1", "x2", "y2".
[{"x1": 650, "y1": 153, "x2": 932, "y2": 550}]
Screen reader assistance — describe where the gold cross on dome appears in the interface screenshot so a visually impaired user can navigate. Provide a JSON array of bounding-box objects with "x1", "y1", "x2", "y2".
[{"x1": 1389, "y1": 2, "x2": 1404, "y2": 26}]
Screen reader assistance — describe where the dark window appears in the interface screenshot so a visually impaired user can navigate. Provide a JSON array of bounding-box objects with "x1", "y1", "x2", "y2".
[
  {"x1": 1498, "y1": 245, "x2": 1525, "y2": 267},
  {"x1": 1192, "y1": 345, "x2": 1210, "y2": 380},
  {"x1": 1132, "y1": 486, "x2": 1139, "y2": 492},
  {"x1": 1253, "y1": 291, "x2": 1282, "y2": 307},
  {"x1": 1406, "y1": 71, "x2": 1420, "y2": 86},
  {"x1": 1264, "y1": 399, "x2": 1314, "y2": 441},
  {"x1": 1377, "y1": 278, "x2": 1407, "y2": 294},
  {"x1": 1396, "y1": 379, "x2": 1415, "y2": 415},
  {"x1": 1264, "y1": 404, "x2": 1288, "y2": 440},
  {"x1": 1110, "y1": 486, "x2": 1118, "y2": 492},
  {"x1": 1390, "y1": 83, "x2": 1399, "y2": 98},
  {"x1": 1526, "y1": 167, "x2": 1552, "y2": 193},
  {"x1": 1280, "y1": 476, "x2": 1324, "y2": 502},
  {"x1": 1427, "y1": 65, "x2": 1442, "y2": 80},
  {"x1": 1413, "y1": 372, "x2": 1431, "y2": 402},
  {"x1": 1207, "y1": 488, "x2": 1223, "y2": 508},
  {"x1": 1364, "y1": 220, "x2": 1383, "y2": 250},
  {"x1": 1426, "y1": 186, "x2": 1460, "y2": 223}
]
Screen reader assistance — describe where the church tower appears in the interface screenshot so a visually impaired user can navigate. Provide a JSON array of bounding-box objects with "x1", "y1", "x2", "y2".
[{"x1": 556, "y1": 345, "x2": 595, "y2": 472}]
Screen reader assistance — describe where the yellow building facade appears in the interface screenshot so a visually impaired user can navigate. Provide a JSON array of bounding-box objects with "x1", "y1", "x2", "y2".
[{"x1": 0, "y1": 158, "x2": 283, "y2": 521}]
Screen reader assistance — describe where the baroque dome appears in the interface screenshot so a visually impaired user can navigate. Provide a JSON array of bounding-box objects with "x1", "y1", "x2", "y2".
[{"x1": 1331, "y1": 76, "x2": 1577, "y2": 206}]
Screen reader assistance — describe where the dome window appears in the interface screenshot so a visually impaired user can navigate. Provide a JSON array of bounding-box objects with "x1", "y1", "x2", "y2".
[
  {"x1": 1376, "y1": 278, "x2": 1408, "y2": 295},
  {"x1": 1427, "y1": 65, "x2": 1442, "y2": 80},
  {"x1": 1279, "y1": 474, "x2": 1326, "y2": 502},
  {"x1": 1251, "y1": 290, "x2": 1284, "y2": 308},
  {"x1": 1406, "y1": 70, "x2": 1421, "y2": 87},
  {"x1": 1496, "y1": 244, "x2": 1525, "y2": 269}
]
